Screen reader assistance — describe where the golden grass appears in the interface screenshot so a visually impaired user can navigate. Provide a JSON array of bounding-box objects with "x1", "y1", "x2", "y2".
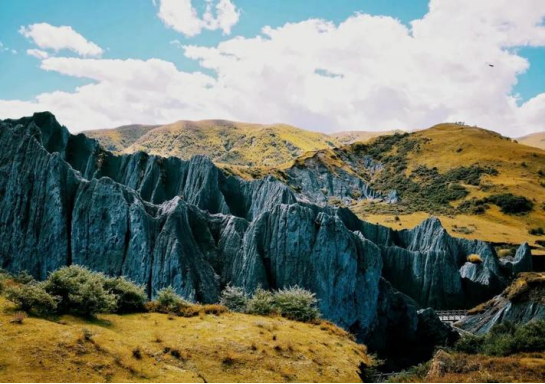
[
  {"x1": 466, "y1": 254, "x2": 483, "y2": 264},
  {"x1": 110, "y1": 120, "x2": 344, "y2": 167},
  {"x1": 391, "y1": 350, "x2": 545, "y2": 383},
  {"x1": 0, "y1": 297, "x2": 369, "y2": 382}
]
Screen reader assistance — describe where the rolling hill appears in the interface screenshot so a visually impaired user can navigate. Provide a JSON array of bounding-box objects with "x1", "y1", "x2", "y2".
[
  {"x1": 84, "y1": 124, "x2": 160, "y2": 152},
  {"x1": 518, "y1": 132, "x2": 545, "y2": 150},
  {"x1": 329, "y1": 130, "x2": 395, "y2": 145},
  {"x1": 85, "y1": 120, "x2": 342, "y2": 167}
]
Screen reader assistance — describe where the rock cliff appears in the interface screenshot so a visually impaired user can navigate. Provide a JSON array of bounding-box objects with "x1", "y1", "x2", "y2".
[
  {"x1": 457, "y1": 272, "x2": 545, "y2": 334},
  {"x1": 0, "y1": 113, "x2": 531, "y2": 362}
]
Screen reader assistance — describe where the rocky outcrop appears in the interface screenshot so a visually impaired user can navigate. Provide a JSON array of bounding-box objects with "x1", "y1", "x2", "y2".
[
  {"x1": 282, "y1": 150, "x2": 398, "y2": 206},
  {"x1": 457, "y1": 272, "x2": 545, "y2": 334},
  {"x1": 0, "y1": 113, "x2": 530, "y2": 361}
]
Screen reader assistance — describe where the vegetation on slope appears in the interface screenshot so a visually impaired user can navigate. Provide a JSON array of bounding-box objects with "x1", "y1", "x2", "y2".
[
  {"x1": 345, "y1": 124, "x2": 545, "y2": 251},
  {"x1": 84, "y1": 124, "x2": 159, "y2": 152},
  {"x1": 0, "y1": 268, "x2": 369, "y2": 383},
  {"x1": 88, "y1": 120, "x2": 343, "y2": 167}
]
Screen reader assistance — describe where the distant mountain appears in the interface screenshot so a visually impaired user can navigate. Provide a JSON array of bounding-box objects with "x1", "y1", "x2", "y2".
[
  {"x1": 518, "y1": 132, "x2": 545, "y2": 150},
  {"x1": 84, "y1": 124, "x2": 159, "y2": 152},
  {"x1": 330, "y1": 130, "x2": 395, "y2": 145},
  {"x1": 85, "y1": 120, "x2": 343, "y2": 167}
]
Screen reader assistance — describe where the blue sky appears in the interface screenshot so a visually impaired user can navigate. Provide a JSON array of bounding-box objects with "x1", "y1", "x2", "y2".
[
  {"x1": 0, "y1": 0, "x2": 544, "y2": 135},
  {"x1": 0, "y1": 0, "x2": 432, "y2": 99}
]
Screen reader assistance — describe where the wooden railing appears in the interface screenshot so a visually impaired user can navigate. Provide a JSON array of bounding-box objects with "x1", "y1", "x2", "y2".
[{"x1": 435, "y1": 309, "x2": 467, "y2": 323}]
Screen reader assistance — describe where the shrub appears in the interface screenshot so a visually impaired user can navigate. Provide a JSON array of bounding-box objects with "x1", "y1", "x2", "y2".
[
  {"x1": 155, "y1": 286, "x2": 190, "y2": 313},
  {"x1": 5, "y1": 282, "x2": 60, "y2": 316},
  {"x1": 528, "y1": 227, "x2": 545, "y2": 236},
  {"x1": 453, "y1": 333, "x2": 483, "y2": 354},
  {"x1": 220, "y1": 284, "x2": 248, "y2": 312},
  {"x1": 44, "y1": 265, "x2": 117, "y2": 317},
  {"x1": 273, "y1": 286, "x2": 320, "y2": 322},
  {"x1": 486, "y1": 194, "x2": 533, "y2": 215},
  {"x1": 246, "y1": 288, "x2": 275, "y2": 316},
  {"x1": 453, "y1": 320, "x2": 545, "y2": 357},
  {"x1": 466, "y1": 254, "x2": 483, "y2": 264},
  {"x1": 104, "y1": 276, "x2": 147, "y2": 314}
]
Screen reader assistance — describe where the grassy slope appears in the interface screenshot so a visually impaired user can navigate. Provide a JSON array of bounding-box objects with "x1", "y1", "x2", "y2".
[
  {"x1": 84, "y1": 120, "x2": 397, "y2": 167},
  {"x1": 390, "y1": 350, "x2": 545, "y2": 383},
  {"x1": 83, "y1": 125, "x2": 160, "y2": 152},
  {"x1": 353, "y1": 124, "x2": 545, "y2": 251},
  {"x1": 330, "y1": 130, "x2": 395, "y2": 145},
  {"x1": 518, "y1": 132, "x2": 545, "y2": 151},
  {"x1": 104, "y1": 120, "x2": 342, "y2": 167},
  {"x1": 0, "y1": 297, "x2": 368, "y2": 383}
]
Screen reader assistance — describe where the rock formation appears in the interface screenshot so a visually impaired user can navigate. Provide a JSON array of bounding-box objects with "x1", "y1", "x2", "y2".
[
  {"x1": 457, "y1": 272, "x2": 545, "y2": 334},
  {"x1": 0, "y1": 112, "x2": 532, "y2": 363}
]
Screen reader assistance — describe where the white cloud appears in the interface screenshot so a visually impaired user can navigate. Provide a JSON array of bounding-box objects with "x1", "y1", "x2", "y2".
[
  {"x1": 2, "y1": 0, "x2": 545, "y2": 136},
  {"x1": 27, "y1": 49, "x2": 49, "y2": 59},
  {"x1": 19, "y1": 23, "x2": 104, "y2": 57},
  {"x1": 156, "y1": 0, "x2": 240, "y2": 37}
]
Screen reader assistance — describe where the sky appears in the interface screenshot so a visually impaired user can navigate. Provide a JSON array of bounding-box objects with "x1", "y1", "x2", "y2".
[{"x1": 0, "y1": 0, "x2": 544, "y2": 136}]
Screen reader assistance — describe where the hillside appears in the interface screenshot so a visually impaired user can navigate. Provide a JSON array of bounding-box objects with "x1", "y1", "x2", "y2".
[
  {"x1": 0, "y1": 297, "x2": 368, "y2": 383},
  {"x1": 356, "y1": 124, "x2": 545, "y2": 252},
  {"x1": 84, "y1": 124, "x2": 160, "y2": 152},
  {"x1": 86, "y1": 120, "x2": 342, "y2": 167},
  {"x1": 329, "y1": 130, "x2": 395, "y2": 145},
  {"x1": 518, "y1": 132, "x2": 545, "y2": 150},
  {"x1": 254, "y1": 123, "x2": 545, "y2": 253}
]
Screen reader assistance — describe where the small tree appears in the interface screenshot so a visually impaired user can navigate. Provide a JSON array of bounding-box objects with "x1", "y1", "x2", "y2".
[
  {"x1": 104, "y1": 276, "x2": 147, "y2": 313},
  {"x1": 220, "y1": 284, "x2": 247, "y2": 312},
  {"x1": 246, "y1": 288, "x2": 275, "y2": 316},
  {"x1": 155, "y1": 286, "x2": 190, "y2": 313},
  {"x1": 273, "y1": 286, "x2": 320, "y2": 322},
  {"x1": 5, "y1": 282, "x2": 60, "y2": 316},
  {"x1": 44, "y1": 265, "x2": 117, "y2": 317}
]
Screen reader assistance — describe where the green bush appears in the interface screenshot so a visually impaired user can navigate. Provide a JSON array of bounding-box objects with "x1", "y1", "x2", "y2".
[
  {"x1": 104, "y1": 276, "x2": 147, "y2": 314},
  {"x1": 273, "y1": 286, "x2": 320, "y2": 322},
  {"x1": 220, "y1": 284, "x2": 247, "y2": 312},
  {"x1": 44, "y1": 265, "x2": 117, "y2": 317},
  {"x1": 5, "y1": 282, "x2": 60, "y2": 316},
  {"x1": 246, "y1": 288, "x2": 275, "y2": 316},
  {"x1": 155, "y1": 286, "x2": 190, "y2": 312},
  {"x1": 512, "y1": 320, "x2": 545, "y2": 353},
  {"x1": 529, "y1": 227, "x2": 545, "y2": 236},
  {"x1": 486, "y1": 194, "x2": 534, "y2": 215},
  {"x1": 453, "y1": 320, "x2": 545, "y2": 357},
  {"x1": 452, "y1": 333, "x2": 483, "y2": 354}
]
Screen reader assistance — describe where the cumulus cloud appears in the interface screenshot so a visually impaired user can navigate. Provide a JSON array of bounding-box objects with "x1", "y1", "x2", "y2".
[
  {"x1": 156, "y1": 0, "x2": 240, "y2": 37},
  {"x1": 2, "y1": 0, "x2": 545, "y2": 136},
  {"x1": 19, "y1": 23, "x2": 104, "y2": 57}
]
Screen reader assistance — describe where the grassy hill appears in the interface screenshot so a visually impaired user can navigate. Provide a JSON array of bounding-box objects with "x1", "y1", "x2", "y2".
[
  {"x1": 84, "y1": 124, "x2": 160, "y2": 152},
  {"x1": 353, "y1": 124, "x2": 545, "y2": 252},
  {"x1": 329, "y1": 130, "x2": 395, "y2": 145},
  {"x1": 86, "y1": 120, "x2": 343, "y2": 167},
  {"x1": 518, "y1": 132, "x2": 545, "y2": 150},
  {"x1": 0, "y1": 296, "x2": 368, "y2": 382}
]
